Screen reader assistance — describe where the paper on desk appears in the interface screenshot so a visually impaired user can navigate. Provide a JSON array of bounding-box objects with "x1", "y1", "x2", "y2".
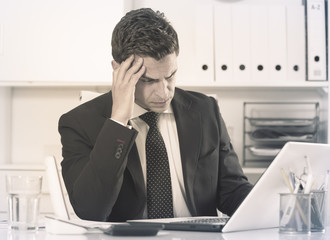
[
  {"x1": 248, "y1": 147, "x2": 281, "y2": 157},
  {"x1": 44, "y1": 216, "x2": 116, "y2": 234}
]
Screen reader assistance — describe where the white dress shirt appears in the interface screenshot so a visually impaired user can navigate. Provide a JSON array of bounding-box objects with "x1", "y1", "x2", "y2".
[{"x1": 129, "y1": 104, "x2": 191, "y2": 218}]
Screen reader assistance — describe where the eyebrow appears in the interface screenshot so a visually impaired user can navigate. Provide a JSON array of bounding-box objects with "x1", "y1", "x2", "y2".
[{"x1": 141, "y1": 69, "x2": 177, "y2": 81}]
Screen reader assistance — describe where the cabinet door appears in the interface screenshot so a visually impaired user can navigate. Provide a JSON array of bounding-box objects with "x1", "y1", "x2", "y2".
[{"x1": 0, "y1": 0, "x2": 123, "y2": 83}]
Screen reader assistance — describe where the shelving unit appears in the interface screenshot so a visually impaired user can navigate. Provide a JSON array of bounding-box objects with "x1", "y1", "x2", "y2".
[{"x1": 243, "y1": 102, "x2": 320, "y2": 167}]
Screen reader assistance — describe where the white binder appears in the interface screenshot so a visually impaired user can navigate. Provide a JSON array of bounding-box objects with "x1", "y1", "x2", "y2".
[
  {"x1": 306, "y1": 0, "x2": 327, "y2": 81},
  {"x1": 195, "y1": 0, "x2": 214, "y2": 83},
  {"x1": 232, "y1": 5, "x2": 250, "y2": 83},
  {"x1": 214, "y1": 3, "x2": 233, "y2": 84},
  {"x1": 250, "y1": 5, "x2": 269, "y2": 84},
  {"x1": 268, "y1": 5, "x2": 287, "y2": 84},
  {"x1": 286, "y1": 5, "x2": 306, "y2": 82}
]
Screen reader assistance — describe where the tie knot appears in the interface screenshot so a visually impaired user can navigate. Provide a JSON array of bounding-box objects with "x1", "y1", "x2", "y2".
[{"x1": 140, "y1": 112, "x2": 160, "y2": 127}]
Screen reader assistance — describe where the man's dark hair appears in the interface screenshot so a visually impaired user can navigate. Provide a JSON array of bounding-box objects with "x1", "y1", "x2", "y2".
[{"x1": 111, "y1": 8, "x2": 179, "y2": 63}]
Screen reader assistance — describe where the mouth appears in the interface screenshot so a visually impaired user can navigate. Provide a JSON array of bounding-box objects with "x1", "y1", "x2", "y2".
[{"x1": 151, "y1": 98, "x2": 171, "y2": 107}]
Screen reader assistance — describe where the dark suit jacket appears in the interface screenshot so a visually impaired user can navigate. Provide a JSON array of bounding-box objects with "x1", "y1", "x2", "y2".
[{"x1": 58, "y1": 88, "x2": 253, "y2": 222}]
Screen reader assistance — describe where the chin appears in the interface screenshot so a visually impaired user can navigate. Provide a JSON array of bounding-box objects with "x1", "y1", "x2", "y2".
[
  {"x1": 150, "y1": 108, "x2": 166, "y2": 113},
  {"x1": 150, "y1": 105, "x2": 170, "y2": 113}
]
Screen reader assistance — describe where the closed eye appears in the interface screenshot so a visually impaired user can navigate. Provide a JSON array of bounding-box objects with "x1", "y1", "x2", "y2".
[
  {"x1": 140, "y1": 69, "x2": 177, "y2": 83},
  {"x1": 165, "y1": 70, "x2": 177, "y2": 80},
  {"x1": 140, "y1": 76, "x2": 157, "y2": 83}
]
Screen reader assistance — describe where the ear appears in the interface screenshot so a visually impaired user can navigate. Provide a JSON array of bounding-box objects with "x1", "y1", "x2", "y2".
[{"x1": 111, "y1": 60, "x2": 120, "y2": 70}]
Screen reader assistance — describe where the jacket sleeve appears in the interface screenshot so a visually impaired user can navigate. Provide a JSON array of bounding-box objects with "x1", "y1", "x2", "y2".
[
  {"x1": 213, "y1": 100, "x2": 253, "y2": 216},
  {"x1": 58, "y1": 113, "x2": 138, "y2": 221}
]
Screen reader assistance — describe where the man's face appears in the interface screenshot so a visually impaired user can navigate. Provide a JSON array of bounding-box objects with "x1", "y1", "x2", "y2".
[{"x1": 135, "y1": 53, "x2": 177, "y2": 113}]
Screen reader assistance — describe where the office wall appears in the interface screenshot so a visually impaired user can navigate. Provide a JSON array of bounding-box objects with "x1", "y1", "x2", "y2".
[{"x1": 0, "y1": 88, "x2": 12, "y2": 164}]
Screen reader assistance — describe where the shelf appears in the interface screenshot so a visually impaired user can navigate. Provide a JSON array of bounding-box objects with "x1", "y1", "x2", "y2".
[
  {"x1": 0, "y1": 164, "x2": 45, "y2": 171},
  {"x1": 0, "y1": 80, "x2": 328, "y2": 88},
  {"x1": 202, "y1": 81, "x2": 329, "y2": 88},
  {"x1": 0, "y1": 81, "x2": 113, "y2": 87}
]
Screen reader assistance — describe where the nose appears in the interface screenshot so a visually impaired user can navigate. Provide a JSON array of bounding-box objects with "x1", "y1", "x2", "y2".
[{"x1": 154, "y1": 79, "x2": 169, "y2": 99}]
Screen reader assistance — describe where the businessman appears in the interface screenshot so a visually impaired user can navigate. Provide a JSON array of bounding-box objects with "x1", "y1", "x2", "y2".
[{"x1": 59, "y1": 8, "x2": 253, "y2": 222}]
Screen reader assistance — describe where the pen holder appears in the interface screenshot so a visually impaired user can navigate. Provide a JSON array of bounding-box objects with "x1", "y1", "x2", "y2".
[{"x1": 279, "y1": 191, "x2": 326, "y2": 234}]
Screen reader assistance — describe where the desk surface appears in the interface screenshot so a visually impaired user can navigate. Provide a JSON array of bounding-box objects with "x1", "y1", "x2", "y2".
[{"x1": 0, "y1": 224, "x2": 329, "y2": 240}]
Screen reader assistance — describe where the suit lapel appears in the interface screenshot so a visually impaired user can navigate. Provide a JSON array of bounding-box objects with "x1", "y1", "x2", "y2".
[{"x1": 172, "y1": 90, "x2": 201, "y2": 215}]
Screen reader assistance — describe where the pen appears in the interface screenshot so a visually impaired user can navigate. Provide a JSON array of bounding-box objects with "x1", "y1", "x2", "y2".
[
  {"x1": 321, "y1": 170, "x2": 329, "y2": 191},
  {"x1": 280, "y1": 168, "x2": 307, "y2": 226},
  {"x1": 303, "y1": 156, "x2": 313, "y2": 194},
  {"x1": 281, "y1": 168, "x2": 293, "y2": 192},
  {"x1": 319, "y1": 170, "x2": 329, "y2": 214},
  {"x1": 289, "y1": 169, "x2": 295, "y2": 190}
]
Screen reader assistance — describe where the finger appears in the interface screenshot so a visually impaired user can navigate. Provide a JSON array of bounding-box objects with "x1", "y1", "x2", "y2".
[
  {"x1": 111, "y1": 60, "x2": 121, "y2": 86},
  {"x1": 112, "y1": 67, "x2": 119, "y2": 86},
  {"x1": 113, "y1": 55, "x2": 134, "y2": 88},
  {"x1": 130, "y1": 65, "x2": 145, "y2": 85},
  {"x1": 116, "y1": 55, "x2": 135, "y2": 84},
  {"x1": 124, "y1": 57, "x2": 144, "y2": 82}
]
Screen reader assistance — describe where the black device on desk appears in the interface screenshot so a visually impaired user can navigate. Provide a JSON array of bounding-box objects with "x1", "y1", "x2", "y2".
[{"x1": 104, "y1": 223, "x2": 164, "y2": 236}]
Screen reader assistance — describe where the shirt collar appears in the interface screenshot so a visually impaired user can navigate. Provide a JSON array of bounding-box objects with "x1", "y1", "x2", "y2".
[{"x1": 130, "y1": 103, "x2": 173, "y2": 120}]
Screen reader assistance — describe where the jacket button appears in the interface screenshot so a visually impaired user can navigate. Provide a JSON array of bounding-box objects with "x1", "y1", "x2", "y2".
[{"x1": 115, "y1": 143, "x2": 124, "y2": 159}]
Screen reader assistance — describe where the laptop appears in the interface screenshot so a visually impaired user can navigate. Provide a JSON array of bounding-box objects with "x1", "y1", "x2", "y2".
[{"x1": 128, "y1": 142, "x2": 330, "y2": 232}]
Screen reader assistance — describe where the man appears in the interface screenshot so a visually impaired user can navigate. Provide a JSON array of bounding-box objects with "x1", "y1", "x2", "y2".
[{"x1": 59, "y1": 8, "x2": 253, "y2": 222}]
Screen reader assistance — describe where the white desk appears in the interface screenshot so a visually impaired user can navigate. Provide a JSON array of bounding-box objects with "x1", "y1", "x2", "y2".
[{"x1": 0, "y1": 223, "x2": 328, "y2": 240}]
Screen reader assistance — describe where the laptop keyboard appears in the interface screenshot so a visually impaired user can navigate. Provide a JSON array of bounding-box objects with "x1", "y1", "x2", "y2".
[{"x1": 175, "y1": 217, "x2": 228, "y2": 225}]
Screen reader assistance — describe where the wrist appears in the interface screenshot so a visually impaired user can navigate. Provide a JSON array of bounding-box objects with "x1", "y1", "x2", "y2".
[{"x1": 110, "y1": 118, "x2": 132, "y2": 129}]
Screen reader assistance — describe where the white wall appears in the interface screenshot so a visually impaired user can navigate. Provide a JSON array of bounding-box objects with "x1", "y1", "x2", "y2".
[
  {"x1": 8, "y1": 87, "x2": 108, "y2": 164},
  {"x1": 0, "y1": 88, "x2": 12, "y2": 164}
]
